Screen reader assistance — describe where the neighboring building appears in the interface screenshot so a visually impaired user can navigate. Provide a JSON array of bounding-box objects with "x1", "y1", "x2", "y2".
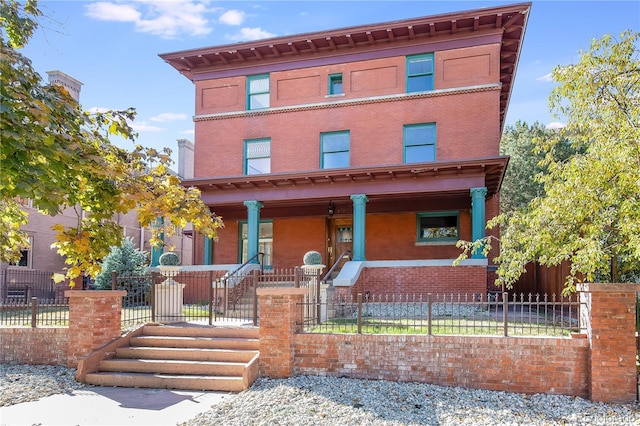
[
  {"x1": 2, "y1": 71, "x2": 194, "y2": 277},
  {"x1": 160, "y1": 3, "x2": 530, "y2": 295}
]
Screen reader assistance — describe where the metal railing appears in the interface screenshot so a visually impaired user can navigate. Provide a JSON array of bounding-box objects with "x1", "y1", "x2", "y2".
[
  {"x1": 0, "y1": 297, "x2": 70, "y2": 327},
  {"x1": 321, "y1": 249, "x2": 351, "y2": 283},
  {"x1": 302, "y1": 292, "x2": 581, "y2": 337}
]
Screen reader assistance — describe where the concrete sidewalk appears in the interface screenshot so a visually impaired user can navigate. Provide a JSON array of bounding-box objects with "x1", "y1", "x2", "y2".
[{"x1": 0, "y1": 386, "x2": 233, "y2": 426}]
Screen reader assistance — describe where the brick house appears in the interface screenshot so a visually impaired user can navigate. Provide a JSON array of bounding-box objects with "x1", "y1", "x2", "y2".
[{"x1": 160, "y1": 3, "x2": 530, "y2": 295}]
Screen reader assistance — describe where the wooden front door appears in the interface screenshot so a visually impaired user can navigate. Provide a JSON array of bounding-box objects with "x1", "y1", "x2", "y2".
[{"x1": 327, "y1": 218, "x2": 353, "y2": 276}]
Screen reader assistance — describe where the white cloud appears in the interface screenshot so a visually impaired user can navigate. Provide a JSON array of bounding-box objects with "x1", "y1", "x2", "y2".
[
  {"x1": 181, "y1": 129, "x2": 195, "y2": 135},
  {"x1": 87, "y1": 106, "x2": 112, "y2": 114},
  {"x1": 84, "y1": 1, "x2": 212, "y2": 39},
  {"x1": 130, "y1": 121, "x2": 164, "y2": 132},
  {"x1": 226, "y1": 27, "x2": 276, "y2": 42},
  {"x1": 545, "y1": 122, "x2": 566, "y2": 130},
  {"x1": 85, "y1": 2, "x2": 141, "y2": 22},
  {"x1": 536, "y1": 73, "x2": 554, "y2": 82},
  {"x1": 150, "y1": 112, "x2": 188, "y2": 122},
  {"x1": 219, "y1": 10, "x2": 245, "y2": 26}
]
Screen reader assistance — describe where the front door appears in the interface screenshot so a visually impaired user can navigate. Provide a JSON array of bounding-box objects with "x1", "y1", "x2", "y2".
[{"x1": 327, "y1": 218, "x2": 353, "y2": 277}]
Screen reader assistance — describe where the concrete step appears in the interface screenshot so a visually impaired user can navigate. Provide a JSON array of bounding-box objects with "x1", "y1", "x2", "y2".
[
  {"x1": 116, "y1": 346, "x2": 257, "y2": 362},
  {"x1": 143, "y1": 324, "x2": 259, "y2": 339},
  {"x1": 80, "y1": 324, "x2": 260, "y2": 392},
  {"x1": 129, "y1": 335, "x2": 259, "y2": 350},
  {"x1": 83, "y1": 371, "x2": 247, "y2": 392},
  {"x1": 99, "y1": 358, "x2": 246, "y2": 376}
]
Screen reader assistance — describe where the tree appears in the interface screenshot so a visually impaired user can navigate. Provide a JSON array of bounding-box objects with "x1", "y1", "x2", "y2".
[
  {"x1": 93, "y1": 238, "x2": 148, "y2": 290},
  {"x1": 499, "y1": 121, "x2": 577, "y2": 214},
  {"x1": 458, "y1": 30, "x2": 640, "y2": 292},
  {"x1": 92, "y1": 238, "x2": 151, "y2": 306},
  {"x1": 0, "y1": 0, "x2": 223, "y2": 281}
]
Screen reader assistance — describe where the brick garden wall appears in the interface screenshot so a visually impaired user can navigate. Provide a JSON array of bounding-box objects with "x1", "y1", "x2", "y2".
[
  {"x1": 259, "y1": 284, "x2": 640, "y2": 404},
  {"x1": 342, "y1": 264, "x2": 488, "y2": 296},
  {"x1": 293, "y1": 334, "x2": 589, "y2": 397},
  {"x1": 0, "y1": 328, "x2": 69, "y2": 365}
]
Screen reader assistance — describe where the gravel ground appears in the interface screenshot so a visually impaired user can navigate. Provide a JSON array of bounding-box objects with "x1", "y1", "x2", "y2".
[
  {"x1": 0, "y1": 364, "x2": 87, "y2": 407},
  {"x1": 2, "y1": 364, "x2": 639, "y2": 425}
]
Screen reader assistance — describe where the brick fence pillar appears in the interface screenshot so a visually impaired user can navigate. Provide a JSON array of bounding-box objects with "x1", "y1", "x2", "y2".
[
  {"x1": 257, "y1": 287, "x2": 307, "y2": 378},
  {"x1": 65, "y1": 290, "x2": 126, "y2": 368},
  {"x1": 578, "y1": 283, "x2": 640, "y2": 403}
]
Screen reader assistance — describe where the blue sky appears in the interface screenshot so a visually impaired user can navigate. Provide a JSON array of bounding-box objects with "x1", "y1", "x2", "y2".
[{"x1": 20, "y1": 0, "x2": 640, "y2": 165}]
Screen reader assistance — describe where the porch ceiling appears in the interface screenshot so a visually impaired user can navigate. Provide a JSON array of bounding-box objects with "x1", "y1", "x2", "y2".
[{"x1": 183, "y1": 157, "x2": 508, "y2": 208}]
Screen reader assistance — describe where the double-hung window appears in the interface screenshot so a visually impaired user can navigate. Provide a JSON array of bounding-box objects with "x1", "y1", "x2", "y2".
[
  {"x1": 240, "y1": 221, "x2": 273, "y2": 268},
  {"x1": 406, "y1": 53, "x2": 434, "y2": 93},
  {"x1": 10, "y1": 236, "x2": 33, "y2": 268},
  {"x1": 404, "y1": 123, "x2": 436, "y2": 163},
  {"x1": 417, "y1": 212, "x2": 459, "y2": 242},
  {"x1": 321, "y1": 131, "x2": 350, "y2": 169},
  {"x1": 247, "y1": 74, "x2": 270, "y2": 110},
  {"x1": 244, "y1": 138, "x2": 271, "y2": 175},
  {"x1": 328, "y1": 74, "x2": 343, "y2": 95}
]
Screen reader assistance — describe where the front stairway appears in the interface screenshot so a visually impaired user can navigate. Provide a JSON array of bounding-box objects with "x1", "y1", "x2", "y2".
[{"x1": 81, "y1": 324, "x2": 260, "y2": 392}]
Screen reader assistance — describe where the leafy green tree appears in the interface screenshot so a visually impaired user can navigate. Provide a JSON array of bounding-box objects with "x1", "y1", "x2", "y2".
[
  {"x1": 499, "y1": 121, "x2": 577, "y2": 214},
  {"x1": 458, "y1": 30, "x2": 640, "y2": 292},
  {"x1": 0, "y1": 0, "x2": 223, "y2": 281}
]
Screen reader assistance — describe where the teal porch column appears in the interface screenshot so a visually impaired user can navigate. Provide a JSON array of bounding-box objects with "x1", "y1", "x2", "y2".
[
  {"x1": 203, "y1": 236, "x2": 213, "y2": 265},
  {"x1": 470, "y1": 187, "x2": 488, "y2": 258},
  {"x1": 150, "y1": 217, "x2": 165, "y2": 266},
  {"x1": 244, "y1": 200, "x2": 263, "y2": 263},
  {"x1": 350, "y1": 194, "x2": 368, "y2": 261}
]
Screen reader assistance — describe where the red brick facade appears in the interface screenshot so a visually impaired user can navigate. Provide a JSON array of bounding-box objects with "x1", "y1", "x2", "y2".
[{"x1": 163, "y1": 4, "x2": 529, "y2": 294}]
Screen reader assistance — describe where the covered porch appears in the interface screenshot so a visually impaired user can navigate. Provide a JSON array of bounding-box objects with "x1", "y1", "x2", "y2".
[{"x1": 183, "y1": 157, "x2": 507, "y2": 294}]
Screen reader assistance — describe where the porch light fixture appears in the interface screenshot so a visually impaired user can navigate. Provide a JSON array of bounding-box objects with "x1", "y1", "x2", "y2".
[{"x1": 328, "y1": 201, "x2": 335, "y2": 216}]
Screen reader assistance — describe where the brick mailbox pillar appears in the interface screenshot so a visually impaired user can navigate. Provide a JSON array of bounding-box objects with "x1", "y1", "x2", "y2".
[
  {"x1": 578, "y1": 283, "x2": 640, "y2": 403},
  {"x1": 65, "y1": 290, "x2": 126, "y2": 368},
  {"x1": 257, "y1": 287, "x2": 307, "y2": 378}
]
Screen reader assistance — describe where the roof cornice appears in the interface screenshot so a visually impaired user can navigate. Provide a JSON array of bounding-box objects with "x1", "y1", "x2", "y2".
[{"x1": 161, "y1": 2, "x2": 531, "y2": 130}]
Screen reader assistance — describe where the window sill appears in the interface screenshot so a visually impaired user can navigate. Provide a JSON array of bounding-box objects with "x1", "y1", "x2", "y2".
[
  {"x1": 325, "y1": 93, "x2": 345, "y2": 98},
  {"x1": 415, "y1": 240, "x2": 457, "y2": 246}
]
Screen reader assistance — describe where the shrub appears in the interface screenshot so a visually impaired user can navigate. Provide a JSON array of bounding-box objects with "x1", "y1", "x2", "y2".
[
  {"x1": 159, "y1": 252, "x2": 180, "y2": 266},
  {"x1": 303, "y1": 250, "x2": 323, "y2": 265},
  {"x1": 93, "y1": 238, "x2": 150, "y2": 306}
]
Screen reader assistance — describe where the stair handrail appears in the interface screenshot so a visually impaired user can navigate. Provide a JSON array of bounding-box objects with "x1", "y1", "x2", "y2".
[
  {"x1": 223, "y1": 252, "x2": 265, "y2": 283},
  {"x1": 321, "y1": 249, "x2": 351, "y2": 283}
]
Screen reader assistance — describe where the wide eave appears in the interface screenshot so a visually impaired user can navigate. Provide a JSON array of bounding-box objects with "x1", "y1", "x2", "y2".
[
  {"x1": 160, "y1": 3, "x2": 531, "y2": 129},
  {"x1": 183, "y1": 157, "x2": 509, "y2": 207}
]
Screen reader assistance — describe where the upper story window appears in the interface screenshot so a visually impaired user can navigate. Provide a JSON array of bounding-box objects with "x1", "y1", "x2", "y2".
[
  {"x1": 321, "y1": 131, "x2": 350, "y2": 169},
  {"x1": 328, "y1": 74, "x2": 343, "y2": 95},
  {"x1": 417, "y1": 212, "x2": 459, "y2": 242},
  {"x1": 406, "y1": 53, "x2": 434, "y2": 93},
  {"x1": 247, "y1": 74, "x2": 270, "y2": 110},
  {"x1": 244, "y1": 138, "x2": 271, "y2": 175},
  {"x1": 404, "y1": 123, "x2": 436, "y2": 163}
]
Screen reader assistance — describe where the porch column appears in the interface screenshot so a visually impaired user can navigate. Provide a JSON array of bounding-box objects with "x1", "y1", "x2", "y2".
[
  {"x1": 244, "y1": 200, "x2": 263, "y2": 263},
  {"x1": 350, "y1": 194, "x2": 368, "y2": 261},
  {"x1": 203, "y1": 236, "x2": 213, "y2": 265},
  {"x1": 470, "y1": 187, "x2": 487, "y2": 258},
  {"x1": 150, "y1": 217, "x2": 164, "y2": 266}
]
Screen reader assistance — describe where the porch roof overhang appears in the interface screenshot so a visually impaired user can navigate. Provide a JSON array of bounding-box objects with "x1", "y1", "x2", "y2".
[
  {"x1": 183, "y1": 156, "x2": 509, "y2": 207},
  {"x1": 160, "y1": 3, "x2": 530, "y2": 130}
]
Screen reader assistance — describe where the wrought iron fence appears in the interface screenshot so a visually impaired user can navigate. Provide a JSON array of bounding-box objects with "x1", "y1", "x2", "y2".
[
  {"x1": 0, "y1": 270, "x2": 69, "y2": 327},
  {"x1": 302, "y1": 292, "x2": 581, "y2": 337}
]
